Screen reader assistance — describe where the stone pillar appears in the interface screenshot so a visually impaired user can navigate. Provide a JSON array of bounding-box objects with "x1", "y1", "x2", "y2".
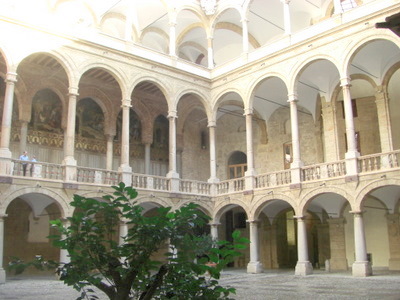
[
  {"x1": 295, "y1": 217, "x2": 313, "y2": 275},
  {"x1": 207, "y1": 36, "x2": 214, "y2": 69},
  {"x1": 327, "y1": 218, "x2": 348, "y2": 270},
  {"x1": 247, "y1": 220, "x2": 263, "y2": 273},
  {"x1": 351, "y1": 212, "x2": 372, "y2": 277},
  {"x1": 375, "y1": 86, "x2": 393, "y2": 153},
  {"x1": 210, "y1": 223, "x2": 219, "y2": 241},
  {"x1": 119, "y1": 220, "x2": 129, "y2": 245},
  {"x1": 244, "y1": 109, "x2": 256, "y2": 190},
  {"x1": 341, "y1": 78, "x2": 359, "y2": 178},
  {"x1": 288, "y1": 95, "x2": 303, "y2": 186},
  {"x1": 281, "y1": 0, "x2": 291, "y2": 34},
  {"x1": 241, "y1": 18, "x2": 249, "y2": 55},
  {"x1": 0, "y1": 214, "x2": 7, "y2": 283},
  {"x1": 386, "y1": 213, "x2": 400, "y2": 270},
  {"x1": 0, "y1": 72, "x2": 17, "y2": 161},
  {"x1": 63, "y1": 87, "x2": 79, "y2": 182},
  {"x1": 118, "y1": 99, "x2": 132, "y2": 185},
  {"x1": 106, "y1": 134, "x2": 114, "y2": 170},
  {"x1": 19, "y1": 121, "x2": 28, "y2": 156},
  {"x1": 167, "y1": 111, "x2": 179, "y2": 191},
  {"x1": 144, "y1": 143, "x2": 151, "y2": 174},
  {"x1": 169, "y1": 21, "x2": 177, "y2": 57},
  {"x1": 208, "y1": 121, "x2": 218, "y2": 182},
  {"x1": 59, "y1": 219, "x2": 71, "y2": 264}
]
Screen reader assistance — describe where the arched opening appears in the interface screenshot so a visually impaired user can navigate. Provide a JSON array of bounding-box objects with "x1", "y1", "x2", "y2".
[{"x1": 228, "y1": 151, "x2": 247, "y2": 179}]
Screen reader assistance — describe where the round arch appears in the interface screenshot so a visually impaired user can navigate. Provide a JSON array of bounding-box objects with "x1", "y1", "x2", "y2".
[{"x1": 0, "y1": 187, "x2": 71, "y2": 218}]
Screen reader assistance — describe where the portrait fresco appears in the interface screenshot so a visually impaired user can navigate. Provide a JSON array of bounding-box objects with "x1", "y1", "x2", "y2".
[
  {"x1": 30, "y1": 89, "x2": 62, "y2": 133},
  {"x1": 76, "y1": 98, "x2": 104, "y2": 140}
]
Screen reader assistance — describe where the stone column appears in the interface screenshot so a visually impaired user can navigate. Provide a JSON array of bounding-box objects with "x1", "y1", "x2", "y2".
[
  {"x1": 106, "y1": 134, "x2": 114, "y2": 170},
  {"x1": 375, "y1": 86, "x2": 393, "y2": 153},
  {"x1": 247, "y1": 220, "x2": 263, "y2": 273},
  {"x1": 118, "y1": 99, "x2": 132, "y2": 185},
  {"x1": 19, "y1": 120, "x2": 28, "y2": 155},
  {"x1": 119, "y1": 220, "x2": 129, "y2": 245},
  {"x1": 167, "y1": 111, "x2": 178, "y2": 177},
  {"x1": 295, "y1": 216, "x2": 313, "y2": 275},
  {"x1": 288, "y1": 95, "x2": 303, "y2": 186},
  {"x1": 327, "y1": 218, "x2": 348, "y2": 270},
  {"x1": 169, "y1": 21, "x2": 177, "y2": 57},
  {"x1": 244, "y1": 109, "x2": 256, "y2": 190},
  {"x1": 210, "y1": 222, "x2": 219, "y2": 241},
  {"x1": 0, "y1": 72, "x2": 17, "y2": 161},
  {"x1": 281, "y1": 0, "x2": 291, "y2": 35},
  {"x1": 241, "y1": 18, "x2": 249, "y2": 54},
  {"x1": 341, "y1": 78, "x2": 359, "y2": 178},
  {"x1": 0, "y1": 214, "x2": 7, "y2": 283},
  {"x1": 63, "y1": 87, "x2": 79, "y2": 182},
  {"x1": 167, "y1": 111, "x2": 179, "y2": 191},
  {"x1": 144, "y1": 143, "x2": 151, "y2": 174},
  {"x1": 208, "y1": 121, "x2": 218, "y2": 182},
  {"x1": 207, "y1": 36, "x2": 214, "y2": 69},
  {"x1": 59, "y1": 219, "x2": 71, "y2": 264},
  {"x1": 351, "y1": 212, "x2": 372, "y2": 277},
  {"x1": 386, "y1": 213, "x2": 400, "y2": 270}
]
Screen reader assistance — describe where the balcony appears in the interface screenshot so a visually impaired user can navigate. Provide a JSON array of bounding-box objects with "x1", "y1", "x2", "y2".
[{"x1": 3, "y1": 150, "x2": 399, "y2": 198}]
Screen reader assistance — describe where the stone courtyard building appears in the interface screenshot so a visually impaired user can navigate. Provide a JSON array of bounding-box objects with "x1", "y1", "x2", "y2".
[{"x1": 0, "y1": 0, "x2": 399, "y2": 284}]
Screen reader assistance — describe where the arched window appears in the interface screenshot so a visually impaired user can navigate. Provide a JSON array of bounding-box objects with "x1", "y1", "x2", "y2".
[{"x1": 228, "y1": 151, "x2": 247, "y2": 179}]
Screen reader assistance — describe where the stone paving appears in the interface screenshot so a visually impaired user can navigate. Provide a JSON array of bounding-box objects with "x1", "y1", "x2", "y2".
[{"x1": 1, "y1": 269, "x2": 400, "y2": 299}]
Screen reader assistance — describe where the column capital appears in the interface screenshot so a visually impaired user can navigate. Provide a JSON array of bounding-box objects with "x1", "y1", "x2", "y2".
[
  {"x1": 349, "y1": 210, "x2": 364, "y2": 216},
  {"x1": 209, "y1": 222, "x2": 221, "y2": 227},
  {"x1": 240, "y1": 18, "x2": 248, "y2": 23},
  {"x1": 287, "y1": 94, "x2": 298, "y2": 102},
  {"x1": 340, "y1": 77, "x2": 351, "y2": 87},
  {"x1": 5, "y1": 72, "x2": 17, "y2": 83},
  {"x1": 121, "y1": 98, "x2": 132, "y2": 108},
  {"x1": 0, "y1": 214, "x2": 7, "y2": 220},
  {"x1": 244, "y1": 108, "x2": 253, "y2": 115},
  {"x1": 68, "y1": 86, "x2": 79, "y2": 96},
  {"x1": 207, "y1": 120, "x2": 216, "y2": 127},
  {"x1": 168, "y1": 110, "x2": 177, "y2": 119},
  {"x1": 280, "y1": 0, "x2": 291, "y2": 4},
  {"x1": 169, "y1": 21, "x2": 177, "y2": 27},
  {"x1": 247, "y1": 219, "x2": 260, "y2": 224}
]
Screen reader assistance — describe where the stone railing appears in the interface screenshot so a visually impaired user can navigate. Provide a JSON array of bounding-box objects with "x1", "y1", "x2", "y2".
[
  {"x1": 358, "y1": 150, "x2": 400, "y2": 173},
  {"x1": 11, "y1": 159, "x2": 64, "y2": 180},
  {"x1": 179, "y1": 179, "x2": 211, "y2": 195},
  {"x1": 77, "y1": 166, "x2": 120, "y2": 185},
  {"x1": 255, "y1": 169, "x2": 292, "y2": 189},
  {"x1": 2, "y1": 150, "x2": 400, "y2": 197},
  {"x1": 132, "y1": 173, "x2": 170, "y2": 191},
  {"x1": 301, "y1": 161, "x2": 346, "y2": 182},
  {"x1": 216, "y1": 178, "x2": 245, "y2": 195}
]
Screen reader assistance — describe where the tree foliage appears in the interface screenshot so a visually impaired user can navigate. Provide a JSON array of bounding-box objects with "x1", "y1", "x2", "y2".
[{"x1": 15, "y1": 183, "x2": 248, "y2": 300}]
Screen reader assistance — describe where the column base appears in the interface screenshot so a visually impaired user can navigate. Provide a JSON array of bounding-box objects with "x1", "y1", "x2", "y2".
[
  {"x1": 247, "y1": 261, "x2": 263, "y2": 273},
  {"x1": 389, "y1": 258, "x2": 400, "y2": 271},
  {"x1": 0, "y1": 268, "x2": 5, "y2": 283},
  {"x1": 352, "y1": 261, "x2": 372, "y2": 277},
  {"x1": 295, "y1": 261, "x2": 313, "y2": 276}
]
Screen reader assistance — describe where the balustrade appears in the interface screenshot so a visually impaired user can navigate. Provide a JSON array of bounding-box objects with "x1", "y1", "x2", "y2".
[{"x1": 1, "y1": 150, "x2": 399, "y2": 197}]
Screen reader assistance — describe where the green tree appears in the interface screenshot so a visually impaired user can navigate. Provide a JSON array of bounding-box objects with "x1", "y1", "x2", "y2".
[{"x1": 38, "y1": 183, "x2": 248, "y2": 300}]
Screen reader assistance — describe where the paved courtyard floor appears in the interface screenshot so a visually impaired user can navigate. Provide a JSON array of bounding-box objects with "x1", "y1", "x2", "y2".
[{"x1": 1, "y1": 269, "x2": 400, "y2": 299}]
